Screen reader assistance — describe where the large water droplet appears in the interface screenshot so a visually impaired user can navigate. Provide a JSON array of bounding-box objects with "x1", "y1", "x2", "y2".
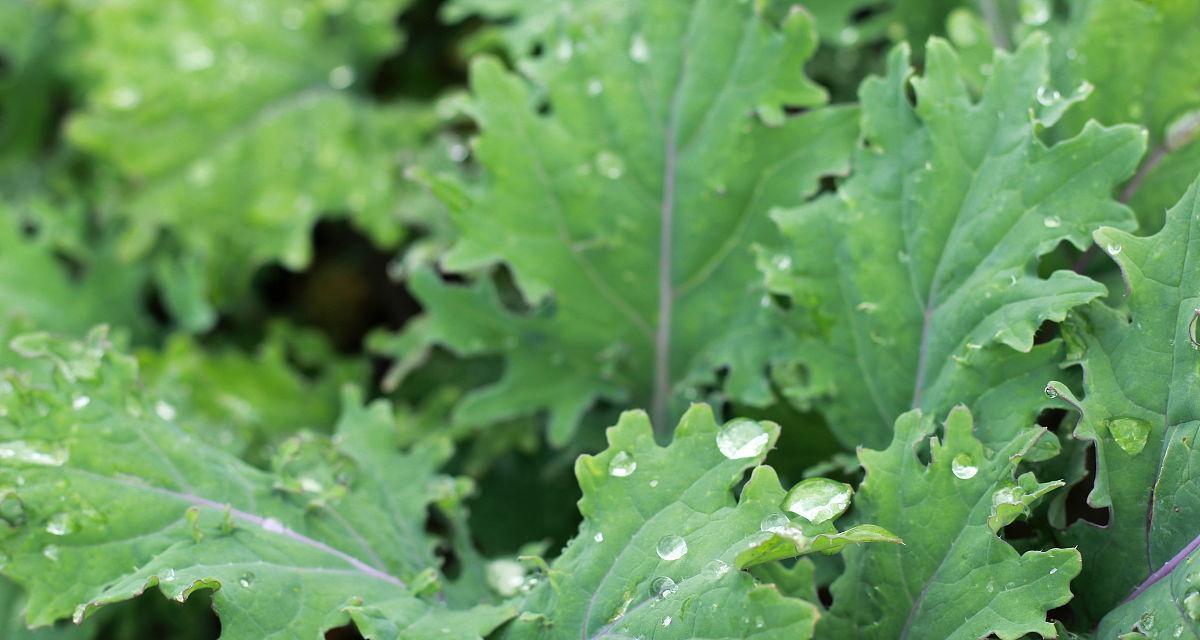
[
  {"x1": 1183, "y1": 591, "x2": 1200, "y2": 620},
  {"x1": 656, "y1": 534, "x2": 688, "y2": 561},
  {"x1": 650, "y1": 576, "x2": 676, "y2": 598},
  {"x1": 783, "y1": 478, "x2": 853, "y2": 524},
  {"x1": 703, "y1": 559, "x2": 730, "y2": 579},
  {"x1": 760, "y1": 512, "x2": 790, "y2": 533},
  {"x1": 951, "y1": 453, "x2": 979, "y2": 480},
  {"x1": 609, "y1": 451, "x2": 636, "y2": 477},
  {"x1": 1106, "y1": 243, "x2": 1123, "y2": 256},
  {"x1": 1036, "y1": 85, "x2": 1061, "y2": 106},
  {"x1": 1109, "y1": 417, "x2": 1151, "y2": 455},
  {"x1": 716, "y1": 419, "x2": 770, "y2": 459}
]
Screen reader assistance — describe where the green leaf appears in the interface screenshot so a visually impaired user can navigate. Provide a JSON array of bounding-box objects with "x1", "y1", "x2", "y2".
[
  {"x1": 382, "y1": 0, "x2": 859, "y2": 444},
  {"x1": 503, "y1": 404, "x2": 895, "y2": 639},
  {"x1": 0, "y1": 330, "x2": 511, "y2": 638},
  {"x1": 1095, "y1": 541, "x2": 1200, "y2": 639},
  {"x1": 136, "y1": 326, "x2": 369, "y2": 457},
  {"x1": 0, "y1": 578, "x2": 90, "y2": 640},
  {"x1": 1049, "y1": 0, "x2": 1200, "y2": 230},
  {"x1": 822, "y1": 406, "x2": 1080, "y2": 640},
  {"x1": 1051, "y1": 177, "x2": 1200, "y2": 621},
  {"x1": 61, "y1": 0, "x2": 444, "y2": 328},
  {"x1": 766, "y1": 35, "x2": 1144, "y2": 449},
  {"x1": 800, "y1": 0, "x2": 968, "y2": 49}
]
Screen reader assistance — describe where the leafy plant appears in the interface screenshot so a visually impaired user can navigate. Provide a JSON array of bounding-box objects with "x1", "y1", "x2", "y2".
[{"x1": 4, "y1": 0, "x2": 1200, "y2": 638}]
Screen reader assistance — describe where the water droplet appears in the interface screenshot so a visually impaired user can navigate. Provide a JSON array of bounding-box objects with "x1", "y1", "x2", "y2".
[
  {"x1": 1036, "y1": 86, "x2": 1062, "y2": 106},
  {"x1": 587, "y1": 79, "x2": 604, "y2": 96},
  {"x1": 649, "y1": 479, "x2": 658, "y2": 488},
  {"x1": 1044, "y1": 383, "x2": 1059, "y2": 399},
  {"x1": 716, "y1": 419, "x2": 770, "y2": 459},
  {"x1": 650, "y1": 576, "x2": 676, "y2": 598},
  {"x1": 656, "y1": 534, "x2": 688, "y2": 561},
  {"x1": 1043, "y1": 216, "x2": 1061, "y2": 228},
  {"x1": 594, "y1": 531, "x2": 604, "y2": 543},
  {"x1": 773, "y1": 254, "x2": 792, "y2": 270},
  {"x1": 162, "y1": 568, "x2": 176, "y2": 583},
  {"x1": 951, "y1": 453, "x2": 979, "y2": 480},
  {"x1": 1183, "y1": 591, "x2": 1200, "y2": 620},
  {"x1": 629, "y1": 34, "x2": 650, "y2": 63},
  {"x1": 72, "y1": 395, "x2": 91, "y2": 410},
  {"x1": 45, "y1": 513, "x2": 74, "y2": 536},
  {"x1": 595, "y1": 151, "x2": 625, "y2": 179},
  {"x1": 1140, "y1": 611, "x2": 1156, "y2": 631},
  {"x1": 609, "y1": 451, "x2": 637, "y2": 477},
  {"x1": 1109, "y1": 417, "x2": 1151, "y2": 455},
  {"x1": 760, "y1": 512, "x2": 790, "y2": 533},
  {"x1": 1106, "y1": 243, "x2": 1123, "y2": 255},
  {"x1": 261, "y1": 517, "x2": 286, "y2": 534},
  {"x1": 703, "y1": 559, "x2": 729, "y2": 578},
  {"x1": 327, "y1": 65, "x2": 355, "y2": 90},
  {"x1": 238, "y1": 572, "x2": 254, "y2": 588},
  {"x1": 783, "y1": 478, "x2": 853, "y2": 524},
  {"x1": 1189, "y1": 309, "x2": 1200, "y2": 350},
  {"x1": 662, "y1": 615, "x2": 672, "y2": 627},
  {"x1": 0, "y1": 440, "x2": 68, "y2": 467},
  {"x1": 154, "y1": 400, "x2": 177, "y2": 421},
  {"x1": 43, "y1": 544, "x2": 60, "y2": 561},
  {"x1": 1019, "y1": 0, "x2": 1050, "y2": 25}
]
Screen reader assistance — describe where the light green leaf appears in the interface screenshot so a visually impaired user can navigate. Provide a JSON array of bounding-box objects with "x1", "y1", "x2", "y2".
[
  {"x1": 381, "y1": 0, "x2": 858, "y2": 444},
  {"x1": 822, "y1": 406, "x2": 1080, "y2": 639},
  {"x1": 800, "y1": 0, "x2": 968, "y2": 48},
  {"x1": 766, "y1": 35, "x2": 1144, "y2": 449},
  {"x1": 1049, "y1": 0, "x2": 1200, "y2": 230},
  {"x1": 0, "y1": 330, "x2": 509, "y2": 639},
  {"x1": 136, "y1": 326, "x2": 369, "y2": 457},
  {"x1": 1095, "y1": 541, "x2": 1200, "y2": 639},
  {"x1": 0, "y1": 578, "x2": 90, "y2": 640},
  {"x1": 503, "y1": 404, "x2": 894, "y2": 639},
  {"x1": 61, "y1": 0, "x2": 444, "y2": 328},
  {"x1": 1051, "y1": 177, "x2": 1200, "y2": 621}
]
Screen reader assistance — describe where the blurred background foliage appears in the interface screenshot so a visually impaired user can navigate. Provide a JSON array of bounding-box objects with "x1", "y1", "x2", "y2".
[{"x1": 1, "y1": 0, "x2": 1197, "y2": 637}]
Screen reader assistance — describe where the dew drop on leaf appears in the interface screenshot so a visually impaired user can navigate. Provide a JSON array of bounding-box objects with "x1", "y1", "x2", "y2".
[
  {"x1": 0, "y1": 440, "x2": 68, "y2": 467},
  {"x1": 1183, "y1": 591, "x2": 1200, "y2": 620},
  {"x1": 261, "y1": 517, "x2": 286, "y2": 534},
  {"x1": 1044, "y1": 383, "x2": 1059, "y2": 399},
  {"x1": 1106, "y1": 242, "x2": 1123, "y2": 255},
  {"x1": 609, "y1": 451, "x2": 636, "y2": 477},
  {"x1": 594, "y1": 531, "x2": 604, "y2": 543},
  {"x1": 1109, "y1": 417, "x2": 1151, "y2": 455},
  {"x1": 1189, "y1": 308, "x2": 1200, "y2": 350},
  {"x1": 650, "y1": 576, "x2": 676, "y2": 598},
  {"x1": 42, "y1": 544, "x2": 60, "y2": 562},
  {"x1": 662, "y1": 615, "x2": 672, "y2": 627},
  {"x1": 760, "y1": 512, "x2": 789, "y2": 533},
  {"x1": 238, "y1": 572, "x2": 255, "y2": 588},
  {"x1": 951, "y1": 453, "x2": 978, "y2": 480},
  {"x1": 1042, "y1": 215, "x2": 1061, "y2": 228},
  {"x1": 783, "y1": 478, "x2": 853, "y2": 524},
  {"x1": 715, "y1": 419, "x2": 769, "y2": 459},
  {"x1": 45, "y1": 512, "x2": 74, "y2": 536},
  {"x1": 703, "y1": 559, "x2": 729, "y2": 579},
  {"x1": 595, "y1": 151, "x2": 625, "y2": 179},
  {"x1": 656, "y1": 534, "x2": 688, "y2": 561}
]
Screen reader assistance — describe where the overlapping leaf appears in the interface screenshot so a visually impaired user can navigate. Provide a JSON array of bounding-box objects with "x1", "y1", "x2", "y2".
[
  {"x1": 1049, "y1": 178, "x2": 1200, "y2": 621},
  {"x1": 765, "y1": 35, "x2": 1144, "y2": 449},
  {"x1": 1095, "y1": 541, "x2": 1200, "y2": 639},
  {"x1": 61, "y1": 0, "x2": 450, "y2": 329},
  {"x1": 380, "y1": 0, "x2": 859, "y2": 444},
  {"x1": 0, "y1": 330, "x2": 510, "y2": 638},
  {"x1": 822, "y1": 406, "x2": 1078, "y2": 639},
  {"x1": 1048, "y1": 0, "x2": 1200, "y2": 230},
  {"x1": 503, "y1": 404, "x2": 896, "y2": 639}
]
